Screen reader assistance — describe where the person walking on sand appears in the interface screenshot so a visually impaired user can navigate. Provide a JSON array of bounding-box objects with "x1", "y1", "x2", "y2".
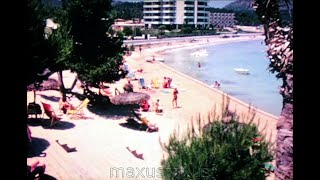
[{"x1": 172, "y1": 88, "x2": 179, "y2": 108}]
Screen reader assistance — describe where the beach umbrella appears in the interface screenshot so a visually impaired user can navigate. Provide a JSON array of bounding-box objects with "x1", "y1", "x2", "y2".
[{"x1": 110, "y1": 92, "x2": 150, "y2": 105}]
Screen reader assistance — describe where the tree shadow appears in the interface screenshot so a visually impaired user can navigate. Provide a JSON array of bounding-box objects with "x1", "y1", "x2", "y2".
[
  {"x1": 27, "y1": 118, "x2": 75, "y2": 130},
  {"x1": 66, "y1": 91, "x2": 141, "y2": 120},
  {"x1": 39, "y1": 94, "x2": 61, "y2": 102},
  {"x1": 27, "y1": 137, "x2": 50, "y2": 158},
  {"x1": 87, "y1": 103, "x2": 140, "y2": 120},
  {"x1": 39, "y1": 174, "x2": 58, "y2": 180}
]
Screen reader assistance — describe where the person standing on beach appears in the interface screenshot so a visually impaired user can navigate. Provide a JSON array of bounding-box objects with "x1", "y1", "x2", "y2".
[
  {"x1": 139, "y1": 45, "x2": 142, "y2": 55},
  {"x1": 172, "y1": 88, "x2": 179, "y2": 108}
]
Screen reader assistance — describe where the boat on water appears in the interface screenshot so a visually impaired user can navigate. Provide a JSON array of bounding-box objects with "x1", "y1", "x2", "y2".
[
  {"x1": 190, "y1": 49, "x2": 209, "y2": 57},
  {"x1": 234, "y1": 68, "x2": 250, "y2": 75},
  {"x1": 145, "y1": 57, "x2": 165, "y2": 62}
]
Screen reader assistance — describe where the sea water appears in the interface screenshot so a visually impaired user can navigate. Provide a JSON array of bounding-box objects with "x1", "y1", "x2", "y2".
[{"x1": 162, "y1": 40, "x2": 282, "y2": 116}]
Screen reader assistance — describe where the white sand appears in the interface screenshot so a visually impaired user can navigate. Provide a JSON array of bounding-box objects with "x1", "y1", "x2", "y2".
[{"x1": 27, "y1": 34, "x2": 276, "y2": 180}]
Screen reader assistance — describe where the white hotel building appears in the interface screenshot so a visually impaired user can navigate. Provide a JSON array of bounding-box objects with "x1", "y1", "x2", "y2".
[{"x1": 143, "y1": 0, "x2": 210, "y2": 28}]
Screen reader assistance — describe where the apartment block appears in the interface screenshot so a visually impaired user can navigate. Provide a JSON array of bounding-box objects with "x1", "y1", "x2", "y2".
[
  {"x1": 209, "y1": 12, "x2": 235, "y2": 28},
  {"x1": 143, "y1": 0, "x2": 210, "y2": 28}
]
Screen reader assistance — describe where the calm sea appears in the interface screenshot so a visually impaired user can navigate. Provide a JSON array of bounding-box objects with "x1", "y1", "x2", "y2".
[{"x1": 162, "y1": 40, "x2": 282, "y2": 116}]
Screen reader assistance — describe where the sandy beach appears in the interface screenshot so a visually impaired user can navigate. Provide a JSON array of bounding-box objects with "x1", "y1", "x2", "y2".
[{"x1": 27, "y1": 34, "x2": 277, "y2": 179}]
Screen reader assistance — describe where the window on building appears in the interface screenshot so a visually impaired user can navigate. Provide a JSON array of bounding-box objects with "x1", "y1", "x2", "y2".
[{"x1": 185, "y1": 13, "x2": 194, "y2": 16}]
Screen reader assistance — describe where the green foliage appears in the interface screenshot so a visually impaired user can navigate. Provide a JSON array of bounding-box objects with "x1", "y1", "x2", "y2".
[
  {"x1": 113, "y1": 2, "x2": 143, "y2": 20},
  {"x1": 45, "y1": 8, "x2": 73, "y2": 72},
  {"x1": 161, "y1": 119, "x2": 273, "y2": 180},
  {"x1": 235, "y1": 11, "x2": 261, "y2": 26},
  {"x1": 26, "y1": 0, "x2": 51, "y2": 85},
  {"x1": 181, "y1": 27, "x2": 193, "y2": 34},
  {"x1": 158, "y1": 25, "x2": 166, "y2": 36},
  {"x1": 63, "y1": 0, "x2": 127, "y2": 85},
  {"x1": 254, "y1": 0, "x2": 281, "y2": 26},
  {"x1": 134, "y1": 28, "x2": 142, "y2": 36},
  {"x1": 122, "y1": 26, "x2": 133, "y2": 36},
  {"x1": 129, "y1": 44, "x2": 135, "y2": 52},
  {"x1": 158, "y1": 25, "x2": 167, "y2": 31}
]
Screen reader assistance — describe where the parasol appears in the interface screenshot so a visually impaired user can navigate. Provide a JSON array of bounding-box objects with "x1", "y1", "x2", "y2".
[{"x1": 110, "y1": 92, "x2": 150, "y2": 105}]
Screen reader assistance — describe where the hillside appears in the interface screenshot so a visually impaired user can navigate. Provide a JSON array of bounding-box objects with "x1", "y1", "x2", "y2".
[
  {"x1": 224, "y1": 0, "x2": 255, "y2": 11},
  {"x1": 224, "y1": 0, "x2": 292, "y2": 12}
]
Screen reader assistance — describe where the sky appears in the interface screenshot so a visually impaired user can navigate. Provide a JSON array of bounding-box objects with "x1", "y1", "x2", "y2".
[{"x1": 115, "y1": 0, "x2": 237, "y2": 8}]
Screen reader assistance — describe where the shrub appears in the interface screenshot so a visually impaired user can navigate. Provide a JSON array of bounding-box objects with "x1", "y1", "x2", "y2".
[{"x1": 161, "y1": 119, "x2": 273, "y2": 180}]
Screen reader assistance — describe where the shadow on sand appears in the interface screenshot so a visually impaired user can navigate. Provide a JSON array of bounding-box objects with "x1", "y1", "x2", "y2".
[
  {"x1": 39, "y1": 94, "x2": 61, "y2": 102},
  {"x1": 119, "y1": 118, "x2": 148, "y2": 132},
  {"x1": 28, "y1": 137, "x2": 50, "y2": 158},
  {"x1": 39, "y1": 174, "x2": 58, "y2": 180},
  {"x1": 87, "y1": 104, "x2": 140, "y2": 120},
  {"x1": 28, "y1": 118, "x2": 75, "y2": 130}
]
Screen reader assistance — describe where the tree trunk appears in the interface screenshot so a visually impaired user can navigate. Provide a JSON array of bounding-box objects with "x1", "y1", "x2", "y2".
[
  {"x1": 254, "y1": 0, "x2": 293, "y2": 179},
  {"x1": 68, "y1": 75, "x2": 78, "y2": 92},
  {"x1": 276, "y1": 103, "x2": 293, "y2": 180},
  {"x1": 57, "y1": 71, "x2": 67, "y2": 101}
]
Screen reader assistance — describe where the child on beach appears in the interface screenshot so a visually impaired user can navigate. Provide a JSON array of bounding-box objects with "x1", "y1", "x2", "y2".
[
  {"x1": 59, "y1": 97, "x2": 75, "y2": 114},
  {"x1": 123, "y1": 80, "x2": 134, "y2": 93},
  {"x1": 172, "y1": 88, "x2": 179, "y2": 108},
  {"x1": 140, "y1": 100, "x2": 150, "y2": 111},
  {"x1": 155, "y1": 99, "x2": 163, "y2": 113}
]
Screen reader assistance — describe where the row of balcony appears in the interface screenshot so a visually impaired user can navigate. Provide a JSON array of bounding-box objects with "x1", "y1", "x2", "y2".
[
  {"x1": 144, "y1": 15, "x2": 209, "y2": 19},
  {"x1": 144, "y1": 10, "x2": 208, "y2": 13}
]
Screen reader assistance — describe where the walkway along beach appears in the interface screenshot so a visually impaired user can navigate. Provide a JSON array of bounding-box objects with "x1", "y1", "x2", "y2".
[{"x1": 27, "y1": 34, "x2": 277, "y2": 179}]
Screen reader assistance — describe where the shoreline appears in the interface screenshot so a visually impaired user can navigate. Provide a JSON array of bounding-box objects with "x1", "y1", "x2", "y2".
[
  {"x1": 157, "y1": 61, "x2": 279, "y2": 120},
  {"x1": 129, "y1": 35, "x2": 278, "y2": 119},
  {"x1": 125, "y1": 34, "x2": 277, "y2": 142}
]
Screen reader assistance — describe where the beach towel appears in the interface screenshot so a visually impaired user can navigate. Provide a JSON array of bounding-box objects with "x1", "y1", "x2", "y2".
[
  {"x1": 139, "y1": 78, "x2": 146, "y2": 89},
  {"x1": 151, "y1": 78, "x2": 160, "y2": 89},
  {"x1": 161, "y1": 89, "x2": 170, "y2": 94}
]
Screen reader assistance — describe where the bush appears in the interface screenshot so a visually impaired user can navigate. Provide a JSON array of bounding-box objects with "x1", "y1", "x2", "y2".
[
  {"x1": 135, "y1": 28, "x2": 142, "y2": 36},
  {"x1": 161, "y1": 119, "x2": 273, "y2": 180},
  {"x1": 122, "y1": 26, "x2": 133, "y2": 36},
  {"x1": 182, "y1": 27, "x2": 193, "y2": 34}
]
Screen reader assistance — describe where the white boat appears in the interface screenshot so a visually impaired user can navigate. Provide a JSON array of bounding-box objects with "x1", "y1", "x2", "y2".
[
  {"x1": 190, "y1": 49, "x2": 209, "y2": 57},
  {"x1": 234, "y1": 68, "x2": 250, "y2": 75},
  {"x1": 145, "y1": 57, "x2": 165, "y2": 62}
]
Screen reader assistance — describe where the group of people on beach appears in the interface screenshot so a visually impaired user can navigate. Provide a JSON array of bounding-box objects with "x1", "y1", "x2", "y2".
[
  {"x1": 139, "y1": 87, "x2": 179, "y2": 112},
  {"x1": 163, "y1": 76, "x2": 172, "y2": 88}
]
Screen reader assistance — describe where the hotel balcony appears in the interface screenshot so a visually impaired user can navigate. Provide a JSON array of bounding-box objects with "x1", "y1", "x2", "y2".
[
  {"x1": 184, "y1": 16, "x2": 195, "y2": 19},
  {"x1": 143, "y1": 10, "x2": 161, "y2": 13},
  {"x1": 144, "y1": 5, "x2": 161, "y2": 8},
  {"x1": 197, "y1": 10, "x2": 208, "y2": 14},
  {"x1": 161, "y1": 15, "x2": 175, "y2": 19},
  {"x1": 144, "y1": 16, "x2": 161, "y2": 19},
  {"x1": 184, "y1": 10, "x2": 195, "y2": 13}
]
